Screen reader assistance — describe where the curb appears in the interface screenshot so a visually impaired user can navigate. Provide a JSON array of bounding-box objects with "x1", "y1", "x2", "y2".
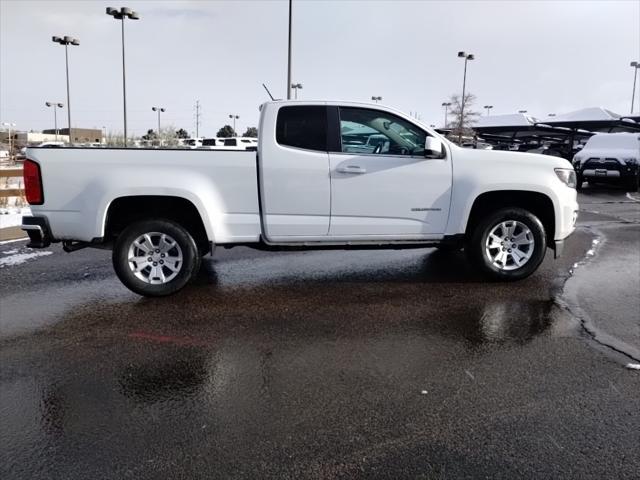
[{"x1": 0, "y1": 226, "x2": 26, "y2": 242}]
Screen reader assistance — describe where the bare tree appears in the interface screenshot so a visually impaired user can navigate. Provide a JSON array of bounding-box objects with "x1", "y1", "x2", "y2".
[
  {"x1": 446, "y1": 93, "x2": 480, "y2": 144},
  {"x1": 159, "y1": 126, "x2": 179, "y2": 147}
]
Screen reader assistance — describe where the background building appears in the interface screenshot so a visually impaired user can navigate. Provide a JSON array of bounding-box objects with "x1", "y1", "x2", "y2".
[{"x1": 42, "y1": 128, "x2": 102, "y2": 143}]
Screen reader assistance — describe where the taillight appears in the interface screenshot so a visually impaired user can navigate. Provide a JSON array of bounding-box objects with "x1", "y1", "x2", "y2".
[{"x1": 24, "y1": 159, "x2": 44, "y2": 205}]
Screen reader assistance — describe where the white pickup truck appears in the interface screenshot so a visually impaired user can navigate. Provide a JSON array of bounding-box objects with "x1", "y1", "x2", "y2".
[{"x1": 22, "y1": 101, "x2": 579, "y2": 296}]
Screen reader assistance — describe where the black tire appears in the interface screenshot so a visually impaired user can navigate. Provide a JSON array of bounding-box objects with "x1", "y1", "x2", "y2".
[
  {"x1": 576, "y1": 174, "x2": 584, "y2": 191},
  {"x1": 626, "y1": 174, "x2": 639, "y2": 193},
  {"x1": 466, "y1": 208, "x2": 546, "y2": 281},
  {"x1": 112, "y1": 219, "x2": 201, "y2": 297}
]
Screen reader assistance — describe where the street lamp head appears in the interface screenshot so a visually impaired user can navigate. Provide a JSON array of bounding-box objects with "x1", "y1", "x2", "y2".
[
  {"x1": 57, "y1": 103, "x2": 64, "y2": 108},
  {"x1": 152, "y1": 107, "x2": 157, "y2": 111},
  {"x1": 457, "y1": 51, "x2": 466, "y2": 57},
  {"x1": 46, "y1": 102, "x2": 52, "y2": 107},
  {"x1": 53, "y1": 35, "x2": 79, "y2": 46},
  {"x1": 129, "y1": 11, "x2": 140, "y2": 20},
  {"x1": 467, "y1": 54, "x2": 475, "y2": 61},
  {"x1": 160, "y1": 108, "x2": 165, "y2": 113},
  {"x1": 632, "y1": 61, "x2": 639, "y2": 67},
  {"x1": 519, "y1": 110, "x2": 527, "y2": 113}
]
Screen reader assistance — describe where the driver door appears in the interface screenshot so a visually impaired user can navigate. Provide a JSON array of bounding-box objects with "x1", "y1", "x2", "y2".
[{"x1": 328, "y1": 107, "x2": 452, "y2": 237}]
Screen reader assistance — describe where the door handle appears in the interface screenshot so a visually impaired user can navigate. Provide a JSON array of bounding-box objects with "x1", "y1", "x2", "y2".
[{"x1": 337, "y1": 165, "x2": 366, "y2": 174}]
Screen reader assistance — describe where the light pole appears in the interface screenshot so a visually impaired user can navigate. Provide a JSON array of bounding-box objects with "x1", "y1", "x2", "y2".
[
  {"x1": 457, "y1": 51, "x2": 474, "y2": 144},
  {"x1": 229, "y1": 114, "x2": 239, "y2": 135},
  {"x1": 371, "y1": 96, "x2": 382, "y2": 103},
  {"x1": 106, "y1": 7, "x2": 140, "y2": 147},
  {"x1": 484, "y1": 105, "x2": 493, "y2": 116},
  {"x1": 52, "y1": 35, "x2": 79, "y2": 143},
  {"x1": 152, "y1": 107, "x2": 165, "y2": 145},
  {"x1": 441, "y1": 102, "x2": 451, "y2": 127},
  {"x1": 631, "y1": 61, "x2": 639, "y2": 114},
  {"x1": 291, "y1": 83, "x2": 303, "y2": 99},
  {"x1": 102, "y1": 126, "x2": 107, "y2": 143},
  {"x1": 45, "y1": 102, "x2": 64, "y2": 141},
  {"x1": 2, "y1": 122, "x2": 16, "y2": 160},
  {"x1": 287, "y1": 0, "x2": 293, "y2": 100}
]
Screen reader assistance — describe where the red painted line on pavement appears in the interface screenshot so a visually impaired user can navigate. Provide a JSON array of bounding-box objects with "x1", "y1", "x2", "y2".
[{"x1": 128, "y1": 331, "x2": 208, "y2": 347}]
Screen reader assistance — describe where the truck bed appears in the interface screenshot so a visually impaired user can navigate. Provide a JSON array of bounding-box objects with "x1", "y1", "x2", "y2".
[{"x1": 26, "y1": 147, "x2": 261, "y2": 244}]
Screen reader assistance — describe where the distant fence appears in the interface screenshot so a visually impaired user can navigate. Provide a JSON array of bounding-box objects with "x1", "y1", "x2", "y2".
[{"x1": 0, "y1": 167, "x2": 25, "y2": 202}]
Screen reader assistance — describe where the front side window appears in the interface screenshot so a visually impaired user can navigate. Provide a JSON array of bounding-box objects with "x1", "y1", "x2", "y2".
[
  {"x1": 276, "y1": 106, "x2": 327, "y2": 151},
  {"x1": 339, "y1": 107, "x2": 426, "y2": 156}
]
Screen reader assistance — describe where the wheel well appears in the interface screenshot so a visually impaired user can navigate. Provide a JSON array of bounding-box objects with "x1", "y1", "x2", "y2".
[
  {"x1": 104, "y1": 196, "x2": 209, "y2": 249},
  {"x1": 465, "y1": 191, "x2": 555, "y2": 242}
]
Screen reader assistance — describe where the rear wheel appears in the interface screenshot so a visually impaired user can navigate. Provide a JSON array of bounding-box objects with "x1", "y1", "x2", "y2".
[
  {"x1": 112, "y1": 219, "x2": 201, "y2": 296},
  {"x1": 576, "y1": 173, "x2": 584, "y2": 191},
  {"x1": 467, "y1": 208, "x2": 546, "y2": 281}
]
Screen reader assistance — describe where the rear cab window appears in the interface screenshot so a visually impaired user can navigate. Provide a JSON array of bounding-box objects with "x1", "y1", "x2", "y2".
[{"x1": 276, "y1": 106, "x2": 328, "y2": 151}]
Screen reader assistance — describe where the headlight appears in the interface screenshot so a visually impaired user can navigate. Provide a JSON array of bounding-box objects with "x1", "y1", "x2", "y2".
[
  {"x1": 623, "y1": 157, "x2": 638, "y2": 165},
  {"x1": 555, "y1": 168, "x2": 577, "y2": 188}
]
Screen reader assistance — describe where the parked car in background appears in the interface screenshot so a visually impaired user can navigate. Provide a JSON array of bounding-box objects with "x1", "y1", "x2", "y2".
[
  {"x1": 526, "y1": 144, "x2": 565, "y2": 159},
  {"x1": 572, "y1": 133, "x2": 639, "y2": 191},
  {"x1": 193, "y1": 137, "x2": 258, "y2": 151}
]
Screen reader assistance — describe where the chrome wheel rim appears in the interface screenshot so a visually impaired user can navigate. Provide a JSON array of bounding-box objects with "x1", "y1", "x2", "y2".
[
  {"x1": 485, "y1": 220, "x2": 535, "y2": 271},
  {"x1": 127, "y1": 232, "x2": 183, "y2": 284}
]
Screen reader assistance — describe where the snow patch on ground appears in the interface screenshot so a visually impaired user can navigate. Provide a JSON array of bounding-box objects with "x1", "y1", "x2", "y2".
[
  {"x1": 0, "y1": 206, "x2": 30, "y2": 229},
  {"x1": 0, "y1": 250, "x2": 52, "y2": 267}
]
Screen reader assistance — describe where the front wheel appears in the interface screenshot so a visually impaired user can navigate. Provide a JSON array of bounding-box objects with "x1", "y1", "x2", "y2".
[
  {"x1": 112, "y1": 219, "x2": 201, "y2": 296},
  {"x1": 466, "y1": 208, "x2": 546, "y2": 281}
]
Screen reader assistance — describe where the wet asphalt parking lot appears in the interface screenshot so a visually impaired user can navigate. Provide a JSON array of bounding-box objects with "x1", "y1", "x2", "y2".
[{"x1": 1, "y1": 187, "x2": 639, "y2": 479}]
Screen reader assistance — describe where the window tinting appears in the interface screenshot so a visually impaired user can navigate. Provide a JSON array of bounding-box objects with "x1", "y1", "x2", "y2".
[
  {"x1": 224, "y1": 139, "x2": 237, "y2": 146},
  {"x1": 339, "y1": 107, "x2": 426, "y2": 156},
  {"x1": 276, "y1": 106, "x2": 327, "y2": 151},
  {"x1": 202, "y1": 138, "x2": 217, "y2": 146}
]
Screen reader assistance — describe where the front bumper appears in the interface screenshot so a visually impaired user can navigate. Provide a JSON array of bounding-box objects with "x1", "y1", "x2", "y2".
[
  {"x1": 578, "y1": 161, "x2": 638, "y2": 182},
  {"x1": 21, "y1": 216, "x2": 53, "y2": 248}
]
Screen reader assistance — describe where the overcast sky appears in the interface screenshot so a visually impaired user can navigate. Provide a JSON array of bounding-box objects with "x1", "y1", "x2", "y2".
[{"x1": 1, "y1": 0, "x2": 638, "y2": 137}]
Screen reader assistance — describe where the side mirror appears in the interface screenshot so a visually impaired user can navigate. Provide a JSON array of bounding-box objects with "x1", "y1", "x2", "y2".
[{"x1": 424, "y1": 137, "x2": 445, "y2": 159}]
